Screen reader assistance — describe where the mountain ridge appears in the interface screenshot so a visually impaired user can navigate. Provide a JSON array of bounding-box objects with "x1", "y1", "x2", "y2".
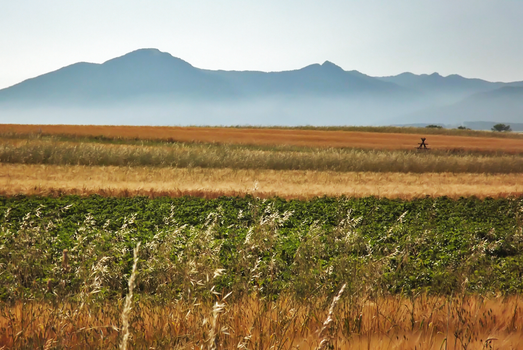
[{"x1": 1, "y1": 48, "x2": 522, "y2": 126}]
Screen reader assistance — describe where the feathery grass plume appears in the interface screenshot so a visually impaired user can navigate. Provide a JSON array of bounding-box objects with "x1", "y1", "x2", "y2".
[
  {"x1": 120, "y1": 242, "x2": 140, "y2": 350},
  {"x1": 62, "y1": 249, "x2": 69, "y2": 272},
  {"x1": 208, "y1": 301, "x2": 225, "y2": 350},
  {"x1": 208, "y1": 291, "x2": 232, "y2": 350},
  {"x1": 316, "y1": 283, "x2": 347, "y2": 350}
]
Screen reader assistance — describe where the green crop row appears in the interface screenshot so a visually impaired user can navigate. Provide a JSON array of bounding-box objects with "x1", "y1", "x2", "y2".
[{"x1": 1, "y1": 195, "x2": 523, "y2": 302}]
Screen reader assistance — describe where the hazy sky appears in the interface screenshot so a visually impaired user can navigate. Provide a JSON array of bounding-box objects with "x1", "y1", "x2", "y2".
[{"x1": 2, "y1": 0, "x2": 523, "y2": 89}]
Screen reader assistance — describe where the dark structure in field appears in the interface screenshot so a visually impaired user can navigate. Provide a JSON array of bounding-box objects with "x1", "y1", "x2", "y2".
[{"x1": 417, "y1": 138, "x2": 429, "y2": 150}]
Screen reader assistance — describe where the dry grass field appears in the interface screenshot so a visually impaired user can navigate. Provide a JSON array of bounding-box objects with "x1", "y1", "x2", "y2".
[
  {"x1": 3, "y1": 138, "x2": 523, "y2": 174},
  {"x1": 2, "y1": 295, "x2": 522, "y2": 349},
  {"x1": 2, "y1": 123, "x2": 523, "y2": 152},
  {"x1": 2, "y1": 124, "x2": 523, "y2": 198},
  {"x1": 2, "y1": 164, "x2": 523, "y2": 199}
]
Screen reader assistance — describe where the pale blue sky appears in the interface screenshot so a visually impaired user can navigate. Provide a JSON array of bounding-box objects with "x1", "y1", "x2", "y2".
[{"x1": 2, "y1": 0, "x2": 523, "y2": 89}]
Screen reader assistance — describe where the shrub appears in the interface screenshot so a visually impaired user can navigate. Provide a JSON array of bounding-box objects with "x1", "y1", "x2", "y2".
[{"x1": 492, "y1": 123, "x2": 512, "y2": 132}]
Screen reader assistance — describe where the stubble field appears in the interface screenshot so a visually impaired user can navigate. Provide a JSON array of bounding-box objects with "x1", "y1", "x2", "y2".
[{"x1": 2, "y1": 124, "x2": 523, "y2": 349}]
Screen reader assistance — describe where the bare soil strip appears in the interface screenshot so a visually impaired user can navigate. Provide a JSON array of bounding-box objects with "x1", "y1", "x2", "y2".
[
  {"x1": 2, "y1": 124, "x2": 523, "y2": 152},
  {"x1": 3, "y1": 164, "x2": 522, "y2": 199}
]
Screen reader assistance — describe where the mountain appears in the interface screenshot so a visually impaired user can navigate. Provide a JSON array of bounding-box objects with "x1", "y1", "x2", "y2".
[
  {"x1": 206, "y1": 61, "x2": 409, "y2": 97},
  {"x1": 0, "y1": 49, "x2": 422, "y2": 125},
  {"x1": 377, "y1": 72, "x2": 515, "y2": 104},
  {"x1": 0, "y1": 49, "x2": 237, "y2": 105},
  {"x1": 0, "y1": 48, "x2": 522, "y2": 126},
  {"x1": 0, "y1": 49, "x2": 410, "y2": 106}
]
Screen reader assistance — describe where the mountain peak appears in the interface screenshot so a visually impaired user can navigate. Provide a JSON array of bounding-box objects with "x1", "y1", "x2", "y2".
[
  {"x1": 129, "y1": 48, "x2": 162, "y2": 54},
  {"x1": 110, "y1": 48, "x2": 168, "y2": 60},
  {"x1": 321, "y1": 60, "x2": 344, "y2": 71},
  {"x1": 103, "y1": 48, "x2": 193, "y2": 68}
]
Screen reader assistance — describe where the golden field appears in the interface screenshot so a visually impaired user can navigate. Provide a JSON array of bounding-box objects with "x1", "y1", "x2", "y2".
[
  {"x1": 1, "y1": 164, "x2": 523, "y2": 199},
  {"x1": 3, "y1": 138, "x2": 523, "y2": 174},
  {"x1": 2, "y1": 295, "x2": 522, "y2": 349},
  {"x1": 2, "y1": 123, "x2": 523, "y2": 198},
  {"x1": 2, "y1": 123, "x2": 523, "y2": 152}
]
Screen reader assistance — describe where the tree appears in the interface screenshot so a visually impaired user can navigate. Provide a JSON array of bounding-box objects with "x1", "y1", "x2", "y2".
[
  {"x1": 491, "y1": 123, "x2": 512, "y2": 132},
  {"x1": 457, "y1": 126, "x2": 470, "y2": 130},
  {"x1": 426, "y1": 124, "x2": 443, "y2": 129}
]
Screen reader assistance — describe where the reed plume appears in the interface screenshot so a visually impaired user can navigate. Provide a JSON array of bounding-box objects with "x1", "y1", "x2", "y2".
[{"x1": 120, "y1": 242, "x2": 140, "y2": 350}]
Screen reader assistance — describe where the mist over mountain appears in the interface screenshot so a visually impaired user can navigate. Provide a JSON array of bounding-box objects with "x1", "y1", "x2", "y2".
[
  {"x1": 1, "y1": 48, "x2": 522, "y2": 127},
  {"x1": 394, "y1": 86, "x2": 523, "y2": 127}
]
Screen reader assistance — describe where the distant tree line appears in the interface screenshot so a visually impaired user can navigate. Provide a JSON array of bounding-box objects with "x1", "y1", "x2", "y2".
[{"x1": 424, "y1": 124, "x2": 512, "y2": 132}]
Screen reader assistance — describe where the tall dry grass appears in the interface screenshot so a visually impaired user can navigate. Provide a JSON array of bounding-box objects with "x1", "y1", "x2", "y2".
[
  {"x1": 119, "y1": 242, "x2": 140, "y2": 350},
  {"x1": 2, "y1": 295, "x2": 522, "y2": 349},
  {"x1": 2, "y1": 164, "x2": 523, "y2": 199},
  {"x1": 2, "y1": 138, "x2": 523, "y2": 173}
]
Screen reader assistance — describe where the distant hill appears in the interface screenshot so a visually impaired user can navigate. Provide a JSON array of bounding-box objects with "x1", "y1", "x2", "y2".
[
  {"x1": 0, "y1": 48, "x2": 522, "y2": 126},
  {"x1": 377, "y1": 72, "x2": 510, "y2": 104}
]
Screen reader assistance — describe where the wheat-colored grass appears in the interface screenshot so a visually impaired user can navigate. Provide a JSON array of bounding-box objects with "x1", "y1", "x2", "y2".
[
  {"x1": 3, "y1": 138, "x2": 523, "y2": 173},
  {"x1": 2, "y1": 163, "x2": 522, "y2": 199},
  {"x1": 1, "y1": 295, "x2": 522, "y2": 349},
  {"x1": 2, "y1": 123, "x2": 523, "y2": 151}
]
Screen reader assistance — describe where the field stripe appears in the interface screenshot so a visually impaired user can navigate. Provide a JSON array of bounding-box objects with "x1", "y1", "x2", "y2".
[
  {"x1": 2, "y1": 164, "x2": 522, "y2": 199},
  {"x1": 2, "y1": 124, "x2": 523, "y2": 152}
]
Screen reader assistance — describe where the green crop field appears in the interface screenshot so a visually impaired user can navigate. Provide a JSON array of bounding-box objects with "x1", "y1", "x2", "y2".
[{"x1": 2, "y1": 195, "x2": 523, "y2": 299}]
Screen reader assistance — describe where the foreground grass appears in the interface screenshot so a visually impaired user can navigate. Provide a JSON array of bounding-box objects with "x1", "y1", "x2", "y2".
[
  {"x1": 3, "y1": 138, "x2": 523, "y2": 173},
  {"x1": 2, "y1": 164, "x2": 523, "y2": 199},
  {"x1": 2, "y1": 195, "x2": 523, "y2": 348},
  {"x1": 2, "y1": 295, "x2": 522, "y2": 349}
]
